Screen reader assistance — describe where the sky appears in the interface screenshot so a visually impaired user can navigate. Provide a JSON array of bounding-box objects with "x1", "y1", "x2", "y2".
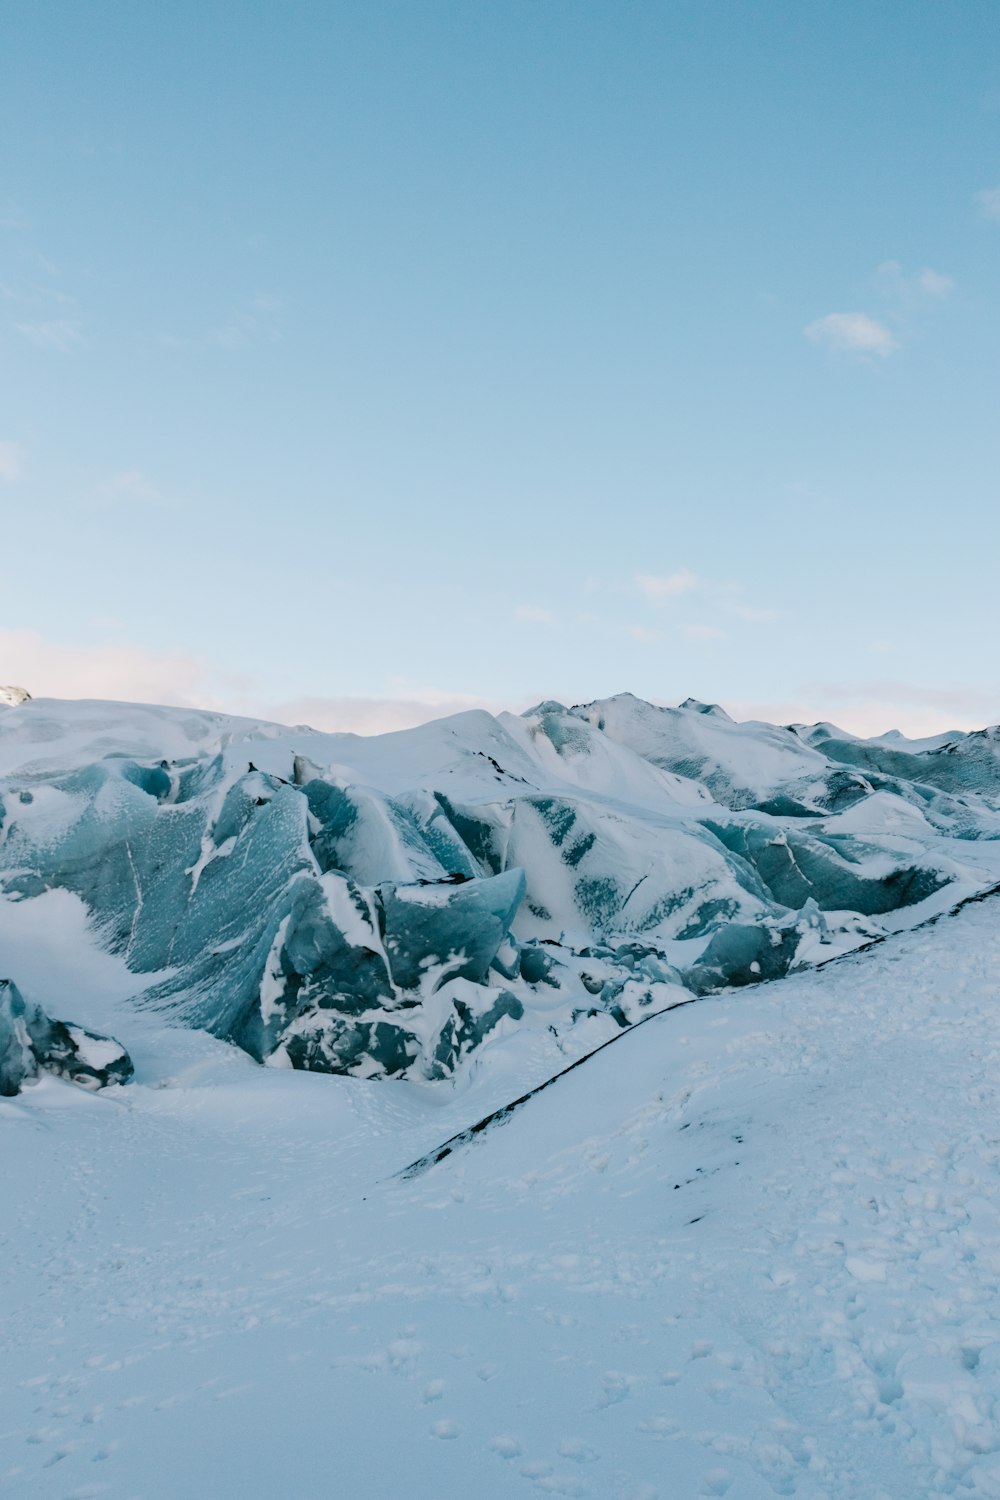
[{"x1": 1, "y1": 0, "x2": 998, "y2": 737}]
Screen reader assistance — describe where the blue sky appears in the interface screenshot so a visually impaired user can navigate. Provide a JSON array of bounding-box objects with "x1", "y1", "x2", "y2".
[{"x1": 1, "y1": 0, "x2": 998, "y2": 734}]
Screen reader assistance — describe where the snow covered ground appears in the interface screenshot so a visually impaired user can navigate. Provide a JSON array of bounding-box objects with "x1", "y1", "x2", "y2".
[{"x1": 5, "y1": 883, "x2": 1000, "y2": 1499}]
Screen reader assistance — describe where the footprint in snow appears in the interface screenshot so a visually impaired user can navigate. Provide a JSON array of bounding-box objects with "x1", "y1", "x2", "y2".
[
  {"x1": 557, "y1": 1438, "x2": 599, "y2": 1462},
  {"x1": 430, "y1": 1418, "x2": 459, "y2": 1440},
  {"x1": 598, "y1": 1370, "x2": 639, "y2": 1406},
  {"x1": 490, "y1": 1435, "x2": 522, "y2": 1459},
  {"x1": 637, "y1": 1414, "x2": 680, "y2": 1438},
  {"x1": 387, "y1": 1337, "x2": 422, "y2": 1369}
]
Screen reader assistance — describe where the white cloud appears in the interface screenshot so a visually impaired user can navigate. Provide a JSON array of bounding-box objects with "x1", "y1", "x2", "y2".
[
  {"x1": 636, "y1": 570, "x2": 698, "y2": 604},
  {"x1": 681, "y1": 623, "x2": 725, "y2": 641},
  {"x1": 916, "y1": 268, "x2": 954, "y2": 299},
  {"x1": 877, "y1": 261, "x2": 955, "y2": 300},
  {"x1": 804, "y1": 312, "x2": 897, "y2": 357},
  {"x1": 628, "y1": 625, "x2": 661, "y2": 644},
  {"x1": 94, "y1": 469, "x2": 160, "y2": 505},
  {"x1": 0, "y1": 441, "x2": 23, "y2": 483},
  {"x1": 15, "y1": 318, "x2": 82, "y2": 352},
  {"x1": 514, "y1": 605, "x2": 555, "y2": 625},
  {"x1": 975, "y1": 184, "x2": 1000, "y2": 221}
]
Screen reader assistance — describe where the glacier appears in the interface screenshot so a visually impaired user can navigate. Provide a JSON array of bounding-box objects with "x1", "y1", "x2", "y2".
[{"x1": 1, "y1": 691, "x2": 999, "y2": 1087}]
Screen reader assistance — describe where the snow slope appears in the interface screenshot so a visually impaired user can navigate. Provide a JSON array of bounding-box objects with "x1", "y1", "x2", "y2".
[{"x1": 4, "y1": 885, "x2": 1000, "y2": 1497}]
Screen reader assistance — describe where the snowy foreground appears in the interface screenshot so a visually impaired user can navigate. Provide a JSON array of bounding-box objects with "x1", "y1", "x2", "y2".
[{"x1": 5, "y1": 885, "x2": 1000, "y2": 1499}]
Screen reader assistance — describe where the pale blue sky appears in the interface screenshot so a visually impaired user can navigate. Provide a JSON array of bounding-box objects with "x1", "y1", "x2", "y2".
[{"x1": 1, "y1": 1, "x2": 998, "y2": 734}]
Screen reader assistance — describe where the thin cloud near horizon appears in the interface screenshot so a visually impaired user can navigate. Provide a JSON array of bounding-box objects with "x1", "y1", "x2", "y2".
[{"x1": 2, "y1": 628, "x2": 996, "y2": 742}]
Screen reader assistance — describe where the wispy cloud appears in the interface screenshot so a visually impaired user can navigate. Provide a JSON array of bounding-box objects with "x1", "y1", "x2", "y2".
[
  {"x1": 804, "y1": 312, "x2": 897, "y2": 357},
  {"x1": 636, "y1": 569, "x2": 698, "y2": 604},
  {"x1": 161, "y1": 293, "x2": 284, "y2": 351},
  {"x1": 15, "y1": 318, "x2": 82, "y2": 352},
  {"x1": 634, "y1": 573, "x2": 777, "y2": 631},
  {"x1": 915, "y1": 268, "x2": 954, "y2": 299},
  {"x1": 975, "y1": 183, "x2": 1000, "y2": 221},
  {"x1": 0, "y1": 441, "x2": 23, "y2": 483},
  {"x1": 514, "y1": 604, "x2": 555, "y2": 625},
  {"x1": 628, "y1": 624, "x2": 661, "y2": 644},
  {"x1": 94, "y1": 469, "x2": 160, "y2": 505},
  {"x1": 877, "y1": 260, "x2": 955, "y2": 300},
  {"x1": 681, "y1": 623, "x2": 725, "y2": 641}
]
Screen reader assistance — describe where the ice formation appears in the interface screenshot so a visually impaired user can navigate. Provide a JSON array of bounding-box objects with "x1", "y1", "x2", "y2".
[
  {"x1": 0, "y1": 691, "x2": 998, "y2": 1081},
  {"x1": 0, "y1": 977, "x2": 132, "y2": 1095}
]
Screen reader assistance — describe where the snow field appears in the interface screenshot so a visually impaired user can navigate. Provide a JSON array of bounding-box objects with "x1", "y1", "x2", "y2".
[{"x1": 4, "y1": 894, "x2": 1000, "y2": 1495}]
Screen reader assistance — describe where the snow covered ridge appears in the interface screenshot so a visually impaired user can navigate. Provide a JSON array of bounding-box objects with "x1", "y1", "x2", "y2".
[{"x1": 1, "y1": 691, "x2": 999, "y2": 1085}]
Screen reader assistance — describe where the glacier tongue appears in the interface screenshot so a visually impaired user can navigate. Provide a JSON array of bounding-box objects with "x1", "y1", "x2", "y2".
[{"x1": 0, "y1": 692, "x2": 998, "y2": 1083}]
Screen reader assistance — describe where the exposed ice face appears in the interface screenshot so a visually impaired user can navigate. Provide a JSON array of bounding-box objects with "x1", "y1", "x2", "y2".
[
  {"x1": 0, "y1": 979, "x2": 35, "y2": 1093},
  {"x1": 0, "y1": 692, "x2": 997, "y2": 1084},
  {"x1": 810, "y1": 725, "x2": 1000, "y2": 805},
  {"x1": 0, "y1": 978, "x2": 132, "y2": 1095}
]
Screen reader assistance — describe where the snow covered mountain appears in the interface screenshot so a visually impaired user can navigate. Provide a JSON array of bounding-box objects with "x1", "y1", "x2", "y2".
[{"x1": 2, "y1": 691, "x2": 999, "y2": 1087}]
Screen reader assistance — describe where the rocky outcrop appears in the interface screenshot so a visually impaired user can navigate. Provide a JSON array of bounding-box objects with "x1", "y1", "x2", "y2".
[{"x1": 0, "y1": 979, "x2": 133, "y2": 1096}]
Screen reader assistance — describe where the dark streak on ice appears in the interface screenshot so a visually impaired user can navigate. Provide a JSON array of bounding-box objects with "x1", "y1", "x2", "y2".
[{"x1": 395, "y1": 881, "x2": 1000, "y2": 1182}]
